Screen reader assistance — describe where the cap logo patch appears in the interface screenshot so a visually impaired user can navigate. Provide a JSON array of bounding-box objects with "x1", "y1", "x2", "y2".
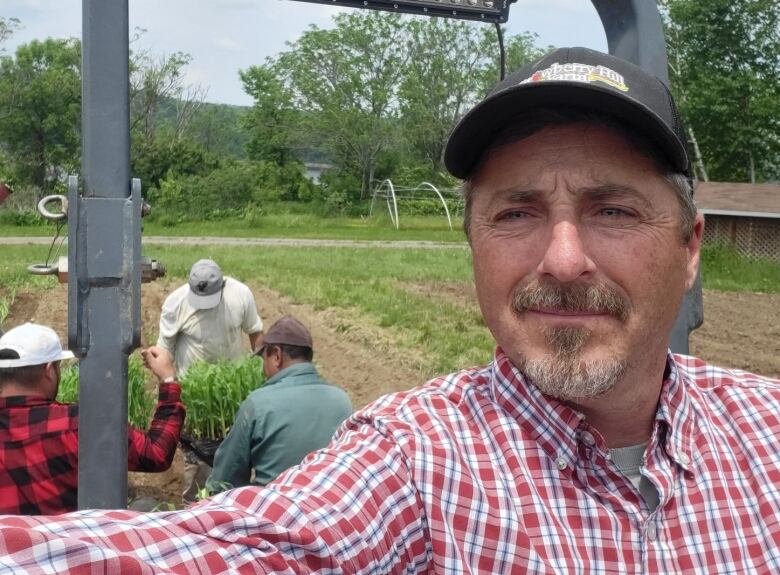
[{"x1": 521, "y1": 62, "x2": 629, "y2": 92}]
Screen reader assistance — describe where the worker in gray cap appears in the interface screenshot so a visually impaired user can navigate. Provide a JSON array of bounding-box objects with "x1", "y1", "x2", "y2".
[
  {"x1": 157, "y1": 259, "x2": 264, "y2": 376},
  {"x1": 207, "y1": 315, "x2": 352, "y2": 493},
  {"x1": 157, "y1": 258, "x2": 264, "y2": 503}
]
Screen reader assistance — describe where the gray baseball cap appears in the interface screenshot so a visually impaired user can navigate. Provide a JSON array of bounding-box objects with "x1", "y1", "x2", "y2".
[{"x1": 187, "y1": 259, "x2": 225, "y2": 310}]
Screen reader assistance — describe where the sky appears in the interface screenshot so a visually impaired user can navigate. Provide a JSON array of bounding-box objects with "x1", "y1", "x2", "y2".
[{"x1": 4, "y1": 0, "x2": 607, "y2": 106}]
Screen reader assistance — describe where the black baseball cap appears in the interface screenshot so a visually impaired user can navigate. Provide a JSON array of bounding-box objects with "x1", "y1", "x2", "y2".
[{"x1": 444, "y1": 47, "x2": 691, "y2": 180}]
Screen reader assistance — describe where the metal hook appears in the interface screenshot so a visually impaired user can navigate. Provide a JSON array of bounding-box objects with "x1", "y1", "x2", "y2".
[
  {"x1": 27, "y1": 263, "x2": 59, "y2": 276},
  {"x1": 37, "y1": 194, "x2": 68, "y2": 221}
]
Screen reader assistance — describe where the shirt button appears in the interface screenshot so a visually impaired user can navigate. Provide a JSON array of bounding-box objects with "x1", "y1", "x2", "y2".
[
  {"x1": 646, "y1": 522, "x2": 657, "y2": 541},
  {"x1": 580, "y1": 431, "x2": 595, "y2": 446},
  {"x1": 679, "y1": 453, "x2": 690, "y2": 466},
  {"x1": 556, "y1": 457, "x2": 567, "y2": 471}
]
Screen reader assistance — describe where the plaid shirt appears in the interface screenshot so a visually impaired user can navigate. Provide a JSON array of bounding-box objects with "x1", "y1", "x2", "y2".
[
  {"x1": 0, "y1": 383, "x2": 184, "y2": 515},
  {"x1": 0, "y1": 351, "x2": 779, "y2": 573}
]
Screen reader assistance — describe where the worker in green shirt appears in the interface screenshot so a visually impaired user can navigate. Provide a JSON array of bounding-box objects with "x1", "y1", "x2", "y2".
[{"x1": 207, "y1": 315, "x2": 353, "y2": 493}]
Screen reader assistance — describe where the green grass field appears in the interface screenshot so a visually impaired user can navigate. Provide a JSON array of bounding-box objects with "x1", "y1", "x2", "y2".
[
  {"x1": 2, "y1": 242, "x2": 779, "y2": 374},
  {"x1": 0, "y1": 213, "x2": 467, "y2": 242}
]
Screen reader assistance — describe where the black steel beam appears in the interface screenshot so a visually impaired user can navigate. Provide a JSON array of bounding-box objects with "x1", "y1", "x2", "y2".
[{"x1": 76, "y1": 0, "x2": 132, "y2": 510}]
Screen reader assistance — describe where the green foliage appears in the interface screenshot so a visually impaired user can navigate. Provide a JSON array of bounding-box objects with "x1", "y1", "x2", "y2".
[
  {"x1": 129, "y1": 48, "x2": 204, "y2": 144},
  {"x1": 272, "y1": 12, "x2": 409, "y2": 201},
  {"x1": 663, "y1": 0, "x2": 780, "y2": 182},
  {"x1": 150, "y1": 159, "x2": 315, "y2": 220},
  {"x1": 0, "y1": 209, "x2": 46, "y2": 226},
  {"x1": 240, "y1": 65, "x2": 298, "y2": 165},
  {"x1": 0, "y1": 288, "x2": 15, "y2": 326},
  {"x1": 132, "y1": 137, "x2": 219, "y2": 191},
  {"x1": 700, "y1": 244, "x2": 780, "y2": 293},
  {"x1": 57, "y1": 356, "x2": 156, "y2": 428},
  {"x1": 238, "y1": 13, "x2": 550, "y2": 213},
  {"x1": 0, "y1": 17, "x2": 21, "y2": 55},
  {"x1": 184, "y1": 103, "x2": 248, "y2": 158},
  {"x1": 399, "y1": 21, "x2": 545, "y2": 175},
  {"x1": 179, "y1": 356, "x2": 265, "y2": 440},
  {"x1": 0, "y1": 13, "x2": 552, "y2": 218},
  {"x1": 0, "y1": 38, "x2": 81, "y2": 190}
]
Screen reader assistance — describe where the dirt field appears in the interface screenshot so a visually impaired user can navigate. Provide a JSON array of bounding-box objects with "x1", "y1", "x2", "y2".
[{"x1": 4, "y1": 281, "x2": 779, "y2": 505}]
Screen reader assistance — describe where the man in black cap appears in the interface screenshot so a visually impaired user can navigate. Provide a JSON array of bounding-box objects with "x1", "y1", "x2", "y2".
[
  {"x1": 1, "y1": 48, "x2": 779, "y2": 573},
  {"x1": 206, "y1": 316, "x2": 352, "y2": 493}
]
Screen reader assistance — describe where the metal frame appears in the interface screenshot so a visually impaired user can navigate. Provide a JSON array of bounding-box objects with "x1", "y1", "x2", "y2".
[
  {"x1": 288, "y1": 0, "x2": 513, "y2": 23},
  {"x1": 74, "y1": 0, "x2": 135, "y2": 509},
  {"x1": 370, "y1": 180, "x2": 455, "y2": 230},
  {"x1": 73, "y1": 0, "x2": 700, "y2": 509}
]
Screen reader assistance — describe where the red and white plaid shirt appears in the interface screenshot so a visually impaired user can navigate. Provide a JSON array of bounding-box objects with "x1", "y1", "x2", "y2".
[{"x1": 0, "y1": 350, "x2": 779, "y2": 573}]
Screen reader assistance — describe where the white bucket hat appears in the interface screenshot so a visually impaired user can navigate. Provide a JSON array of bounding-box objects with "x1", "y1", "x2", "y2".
[{"x1": 0, "y1": 323, "x2": 75, "y2": 368}]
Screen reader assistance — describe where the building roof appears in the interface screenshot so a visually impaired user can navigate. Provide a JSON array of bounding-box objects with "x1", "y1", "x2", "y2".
[{"x1": 695, "y1": 182, "x2": 780, "y2": 219}]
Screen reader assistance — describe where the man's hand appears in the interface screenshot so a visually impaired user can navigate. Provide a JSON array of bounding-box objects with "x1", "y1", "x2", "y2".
[{"x1": 142, "y1": 346, "x2": 177, "y2": 382}]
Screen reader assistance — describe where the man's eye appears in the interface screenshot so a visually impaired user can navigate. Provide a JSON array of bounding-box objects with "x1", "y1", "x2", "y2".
[
  {"x1": 496, "y1": 210, "x2": 530, "y2": 221},
  {"x1": 599, "y1": 207, "x2": 629, "y2": 217}
]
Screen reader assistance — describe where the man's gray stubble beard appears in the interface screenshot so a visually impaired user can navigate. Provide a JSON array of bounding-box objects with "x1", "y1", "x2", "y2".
[{"x1": 511, "y1": 280, "x2": 629, "y2": 401}]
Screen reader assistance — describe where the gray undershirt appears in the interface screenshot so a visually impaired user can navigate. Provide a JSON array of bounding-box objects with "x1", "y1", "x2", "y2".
[{"x1": 609, "y1": 443, "x2": 660, "y2": 512}]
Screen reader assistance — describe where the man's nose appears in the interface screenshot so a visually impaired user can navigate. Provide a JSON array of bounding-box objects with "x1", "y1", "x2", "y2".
[{"x1": 536, "y1": 220, "x2": 596, "y2": 282}]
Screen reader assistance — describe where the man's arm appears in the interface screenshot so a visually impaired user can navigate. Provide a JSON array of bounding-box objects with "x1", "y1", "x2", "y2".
[
  {"x1": 0, "y1": 415, "x2": 431, "y2": 574},
  {"x1": 248, "y1": 330, "x2": 263, "y2": 352},
  {"x1": 156, "y1": 297, "x2": 179, "y2": 356},
  {"x1": 127, "y1": 347, "x2": 186, "y2": 472},
  {"x1": 206, "y1": 400, "x2": 255, "y2": 493},
  {"x1": 239, "y1": 282, "x2": 264, "y2": 345}
]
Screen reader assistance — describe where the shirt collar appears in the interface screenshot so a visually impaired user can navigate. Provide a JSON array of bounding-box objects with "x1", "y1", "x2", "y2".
[
  {"x1": 264, "y1": 362, "x2": 318, "y2": 387},
  {"x1": 0, "y1": 395, "x2": 54, "y2": 408},
  {"x1": 488, "y1": 347, "x2": 698, "y2": 473}
]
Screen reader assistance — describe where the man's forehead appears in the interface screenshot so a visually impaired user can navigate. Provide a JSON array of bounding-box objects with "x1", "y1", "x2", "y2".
[{"x1": 471, "y1": 122, "x2": 663, "y2": 186}]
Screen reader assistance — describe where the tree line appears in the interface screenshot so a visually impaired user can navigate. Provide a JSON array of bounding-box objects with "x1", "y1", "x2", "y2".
[{"x1": 0, "y1": 3, "x2": 778, "y2": 223}]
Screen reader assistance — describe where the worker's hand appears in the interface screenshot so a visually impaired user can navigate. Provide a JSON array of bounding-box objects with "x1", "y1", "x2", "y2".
[{"x1": 142, "y1": 346, "x2": 177, "y2": 382}]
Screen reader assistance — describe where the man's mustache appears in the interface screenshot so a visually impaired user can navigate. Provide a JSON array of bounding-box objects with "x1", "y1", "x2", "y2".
[{"x1": 511, "y1": 279, "x2": 630, "y2": 322}]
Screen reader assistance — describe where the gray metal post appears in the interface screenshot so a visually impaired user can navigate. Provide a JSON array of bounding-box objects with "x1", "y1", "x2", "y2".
[
  {"x1": 73, "y1": 0, "x2": 134, "y2": 509},
  {"x1": 591, "y1": 0, "x2": 704, "y2": 353}
]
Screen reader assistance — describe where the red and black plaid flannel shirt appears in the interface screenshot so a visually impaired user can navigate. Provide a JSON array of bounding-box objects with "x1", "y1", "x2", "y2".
[
  {"x1": 0, "y1": 352, "x2": 779, "y2": 573},
  {"x1": 0, "y1": 382, "x2": 184, "y2": 515}
]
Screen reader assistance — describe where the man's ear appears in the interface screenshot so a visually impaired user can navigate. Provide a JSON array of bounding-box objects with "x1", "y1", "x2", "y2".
[
  {"x1": 685, "y1": 213, "x2": 705, "y2": 291},
  {"x1": 269, "y1": 346, "x2": 283, "y2": 367},
  {"x1": 43, "y1": 362, "x2": 60, "y2": 399},
  {"x1": 44, "y1": 361, "x2": 57, "y2": 381}
]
